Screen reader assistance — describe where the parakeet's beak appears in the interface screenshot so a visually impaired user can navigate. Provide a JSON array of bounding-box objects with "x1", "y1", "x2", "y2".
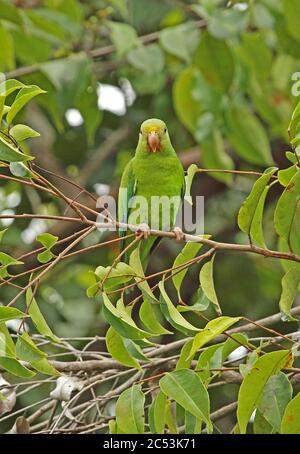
[{"x1": 147, "y1": 131, "x2": 160, "y2": 152}]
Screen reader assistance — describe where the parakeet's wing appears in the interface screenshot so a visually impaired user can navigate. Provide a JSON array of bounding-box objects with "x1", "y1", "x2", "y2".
[{"x1": 118, "y1": 159, "x2": 137, "y2": 253}]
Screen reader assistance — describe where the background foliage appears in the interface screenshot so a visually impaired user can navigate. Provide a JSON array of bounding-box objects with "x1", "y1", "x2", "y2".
[{"x1": 0, "y1": 0, "x2": 300, "y2": 435}]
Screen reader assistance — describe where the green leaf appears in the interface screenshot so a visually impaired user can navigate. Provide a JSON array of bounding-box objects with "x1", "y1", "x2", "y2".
[
  {"x1": 10, "y1": 124, "x2": 40, "y2": 142},
  {"x1": 37, "y1": 250, "x2": 54, "y2": 264},
  {"x1": 238, "y1": 167, "x2": 277, "y2": 241},
  {"x1": 173, "y1": 67, "x2": 204, "y2": 133},
  {"x1": 139, "y1": 299, "x2": 172, "y2": 335},
  {"x1": 0, "y1": 79, "x2": 24, "y2": 97},
  {"x1": 148, "y1": 390, "x2": 167, "y2": 434},
  {"x1": 237, "y1": 350, "x2": 292, "y2": 434},
  {"x1": 288, "y1": 101, "x2": 300, "y2": 140},
  {"x1": 95, "y1": 262, "x2": 136, "y2": 291},
  {"x1": 36, "y1": 233, "x2": 58, "y2": 249},
  {"x1": 129, "y1": 247, "x2": 158, "y2": 303},
  {"x1": 279, "y1": 267, "x2": 300, "y2": 322},
  {"x1": 108, "y1": 21, "x2": 138, "y2": 56},
  {"x1": 115, "y1": 384, "x2": 145, "y2": 434},
  {"x1": 225, "y1": 104, "x2": 273, "y2": 166},
  {"x1": 0, "y1": 135, "x2": 33, "y2": 163},
  {"x1": 0, "y1": 357, "x2": 35, "y2": 378},
  {"x1": 106, "y1": 327, "x2": 141, "y2": 369},
  {"x1": 278, "y1": 165, "x2": 298, "y2": 187},
  {"x1": 0, "y1": 306, "x2": 27, "y2": 323},
  {"x1": 196, "y1": 343, "x2": 224, "y2": 383},
  {"x1": 102, "y1": 293, "x2": 152, "y2": 340},
  {"x1": 172, "y1": 241, "x2": 204, "y2": 297},
  {"x1": 184, "y1": 163, "x2": 198, "y2": 205},
  {"x1": 26, "y1": 288, "x2": 61, "y2": 344},
  {"x1": 254, "y1": 410, "x2": 274, "y2": 434},
  {"x1": 0, "y1": 94, "x2": 5, "y2": 124},
  {"x1": 190, "y1": 316, "x2": 240, "y2": 358},
  {"x1": 283, "y1": 0, "x2": 300, "y2": 43},
  {"x1": 258, "y1": 373, "x2": 292, "y2": 433},
  {"x1": 274, "y1": 170, "x2": 300, "y2": 246},
  {"x1": 0, "y1": 229, "x2": 7, "y2": 243},
  {"x1": 0, "y1": 322, "x2": 16, "y2": 358},
  {"x1": 0, "y1": 26, "x2": 14, "y2": 70},
  {"x1": 281, "y1": 392, "x2": 300, "y2": 434},
  {"x1": 159, "y1": 369, "x2": 212, "y2": 432},
  {"x1": 176, "y1": 339, "x2": 194, "y2": 370},
  {"x1": 199, "y1": 255, "x2": 221, "y2": 315},
  {"x1": 127, "y1": 44, "x2": 165, "y2": 76},
  {"x1": 9, "y1": 162, "x2": 35, "y2": 179},
  {"x1": 159, "y1": 281, "x2": 199, "y2": 336},
  {"x1": 16, "y1": 332, "x2": 46, "y2": 363},
  {"x1": 193, "y1": 31, "x2": 234, "y2": 92},
  {"x1": 159, "y1": 22, "x2": 200, "y2": 63},
  {"x1": 201, "y1": 130, "x2": 234, "y2": 185},
  {"x1": 0, "y1": 252, "x2": 23, "y2": 278},
  {"x1": 7, "y1": 85, "x2": 46, "y2": 124},
  {"x1": 31, "y1": 357, "x2": 60, "y2": 376}
]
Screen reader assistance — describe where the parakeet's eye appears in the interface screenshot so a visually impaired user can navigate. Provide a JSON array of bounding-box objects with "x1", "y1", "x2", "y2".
[{"x1": 164, "y1": 127, "x2": 167, "y2": 133}]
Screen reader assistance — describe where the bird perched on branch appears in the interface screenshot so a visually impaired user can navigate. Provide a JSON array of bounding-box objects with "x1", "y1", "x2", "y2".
[{"x1": 118, "y1": 118, "x2": 185, "y2": 269}]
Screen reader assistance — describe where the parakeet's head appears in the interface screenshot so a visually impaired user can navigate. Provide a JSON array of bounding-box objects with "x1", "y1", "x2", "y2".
[{"x1": 139, "y1": 118, "x2": 169, "y2": 153}]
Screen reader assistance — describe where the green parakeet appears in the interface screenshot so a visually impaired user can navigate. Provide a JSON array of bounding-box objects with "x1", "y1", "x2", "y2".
[{"x1": 118, "y1": 118, "x2": 185, "y2": 268}]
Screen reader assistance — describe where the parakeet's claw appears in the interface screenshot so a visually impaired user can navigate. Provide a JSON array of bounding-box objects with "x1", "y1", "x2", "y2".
[
  {"x1": 136, "y1": 223, "x2": 151, "y2": 240},
  {"x1": 173, "y1": 226, "x2": 184, "y2": 242}
]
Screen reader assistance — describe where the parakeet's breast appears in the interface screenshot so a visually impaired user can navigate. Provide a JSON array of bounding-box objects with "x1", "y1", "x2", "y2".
[{"x1": 130, "y1": 154, "x2": 185, "y2": 230}]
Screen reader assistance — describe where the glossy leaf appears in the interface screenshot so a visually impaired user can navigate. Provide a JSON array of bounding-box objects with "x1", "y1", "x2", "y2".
[
  {"x1": 258, "y1": 373, "x2": 292, "y2": 433},
  {"x1": 279, "y1": 268, "x2": 300, "y2": 321},
  {"x1": 0, "y1": 357, "x2": 35, "y2": 378},
  {"x1": 281, "y1": 392, "x2": 300, "y2": 434},
  {"x1": 0, "y1": 306, "x2": 27, "y2": 323},
  {"x1": 139, "y1": 299, "x2": 172, "y2": 335},
  {"x1": 102, "y1": 293, "x2": 152, "y2": 340},
  {"x1": 16, "y1": 332, "x2": 46, "y2": 363},
  {"x1": 159, "y1": 369, "x2": 212, "y2": 432},
  {"x1": 0, "y1": 322, "x2": 16, "y2": 358},
  {"x1": 26, "y1": 288, "x2": 61, "y2": 344},
  {"x1": 190, "y1": 316, "x2": 240, "y2": 358},
  {"x1": 238, "y1": 167, "x2": 277, "y2": 240},
  {"x1": 148, "y1": 390, "x2": 167, "y2": 434},
  {"x1": 159, "y1": 281, "x2": 199, "y2": 336},
  {"x1": 115, "y1": 384, "x2": 145, "y2": 434},
  {"x1": 10, "y1": 124, "x2": 40, "y2": 142},
  {"x1": 184, "y1": 163, "x2": 198, "y2": 205},
  {"x1": 274, "y1": 170, "x2": 300, "y2": 246},
  {"x1": 237, "y1": 350, "x2": 292, "y2": 434},
  {"x1": 199, "y1": 255, "x2": 221, "y2": 315},
  {"x1": 0, "y1": 135, "x2": 33, "y2": 162},
  {"x1": 7, "y1": 85, "x2": 46, "y2": 124},
  {"x1": 106, "y1": 326, "x2": 141, "y2": 369},
  {"x1": 172, "y1": 240, "x2": 204, "y2": 297}
]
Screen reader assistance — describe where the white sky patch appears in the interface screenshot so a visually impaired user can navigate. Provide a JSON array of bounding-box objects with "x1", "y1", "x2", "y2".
[
  {"x1": 0, "y1": 209, "x2": 15, "y2": 227},
  {"x1": 97, "y1": 83, "x2": 126, "y2": 116},
  {"x1": 21, "y1": 219, "x2": 47, "y2": 244},
  {"x1": 65, "y1": 108, "x2": 84, "y2": 127}
]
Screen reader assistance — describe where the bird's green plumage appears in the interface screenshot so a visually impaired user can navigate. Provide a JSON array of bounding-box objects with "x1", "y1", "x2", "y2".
[{"x1": 118, "y1": 119, "x2": 185, "y2": 268}]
